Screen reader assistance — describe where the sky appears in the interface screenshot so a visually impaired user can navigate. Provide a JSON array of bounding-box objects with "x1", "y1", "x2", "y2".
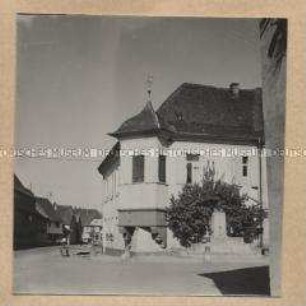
[{"x1": 15, "y1": 15, "x2": 262, "y2": 209}]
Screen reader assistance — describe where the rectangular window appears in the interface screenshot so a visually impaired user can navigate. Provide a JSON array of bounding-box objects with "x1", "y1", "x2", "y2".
[
  {"x1": 186, "y1": 162, "x2": 192, "y2": 184},
  {"x1": 243, "y1": 165, "x2": 248, "y2": 177},
  {"x1": 158, "y1": 155, "x2": 166, "y2": 183},
  {"x1": 242, "y1": 156, "x2": 248, "y2": 164},
  {"x1": 242, "y1": 156, "x2": 248, "y2": 177},
  {"x1": 132, "y1": 155, "x2": 145, "y2": 182}
]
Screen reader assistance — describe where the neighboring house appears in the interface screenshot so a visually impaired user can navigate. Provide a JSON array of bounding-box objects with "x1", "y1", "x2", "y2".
[
  {"x1": 77, "y1": 208, "x2": 102, "y2": 243},
  {"x1": 98, "y1": 82, "x2": 268, "y2": 254},
  {"x1": 55, "y1": 204, "x2": 81, "y2": 244},
  {"x1": 54, "y1": 204, "x2": 101, "y2": 244},
  {"x1": 35, "y1": 197, "x2": 63, "y2": 242},
  {"x1": 13, "y1": 174, "x2": 47, "y2": 249},
  {"x1": 55, "y1": 204, "x2": 74, "y2": 230},
  {"x1": 82, "y1": 218, "x2": 103, "y2": 244}
]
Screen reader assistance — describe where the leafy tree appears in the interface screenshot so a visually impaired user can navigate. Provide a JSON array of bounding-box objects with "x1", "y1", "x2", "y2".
[
  {"x1": 166, "y1": 174, "x2": 265, "y2": 248},
  {"x1": 260, "y1": 18, "x2": 287, "y2": 69}
]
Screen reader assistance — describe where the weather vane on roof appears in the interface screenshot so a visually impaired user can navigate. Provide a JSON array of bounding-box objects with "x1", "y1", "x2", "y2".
[
  {"x1": 48, "y1": 191, "x2": 53, "y2": 202},
  {"x1": 146, "y1": 74, "x2": 154, "y2": 102}
]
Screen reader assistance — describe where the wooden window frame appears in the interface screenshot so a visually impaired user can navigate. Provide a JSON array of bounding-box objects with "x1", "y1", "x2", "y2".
[
  {"x1": 242, "y1": 156, "x2": 248, "y2": 177},
  {"x1": 186, "y1": 162, "x2": 192, "y2": 184},
  {"x1": 158, "y1": 155, "x2": 166, "y2": 183},
  {"x1": 132, "y1": 155, "x2": 145, "y2": 183}
]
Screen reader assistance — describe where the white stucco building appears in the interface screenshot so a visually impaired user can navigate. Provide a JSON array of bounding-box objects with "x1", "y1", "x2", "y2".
[{"x1": 98, "y1": 82, "x2": 268, "y2": 254}]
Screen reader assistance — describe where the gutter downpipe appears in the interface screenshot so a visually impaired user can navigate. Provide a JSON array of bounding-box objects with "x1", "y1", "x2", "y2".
[{"x1": 258, "y1": 137, "x2": 264, "y2": 249}]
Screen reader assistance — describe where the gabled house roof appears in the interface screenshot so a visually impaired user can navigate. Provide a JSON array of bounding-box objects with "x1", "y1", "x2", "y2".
[
  {"x1": 35, "y1": 197, "x2": 62, "y2": 223},
  {"x1": 76, "y1": 208, "x2": 102, "y2": 227},
  {"x1": 109, "y1": 83, "x2": 264, "y2": 145},
  {"x1": 14, "y1": 174, "x2": 42, "y2": 216},
  {"x1": 90, "y1": 218, "x2": 103, "y2": 227},
  {"x1": 14, "y1": 174, "x2": 34, "y2": 198},
  {"x1": 157, "y1": 83, "x2": 263, "y2": 143},
  {"x1": 55, "y1": 204, "x2": 102, "y2": 227},
  {"x1": 55, "y1": 205, "x2": 74, "y2": 225}
]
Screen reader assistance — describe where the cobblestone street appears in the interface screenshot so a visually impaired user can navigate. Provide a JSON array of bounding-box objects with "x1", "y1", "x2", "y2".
[{"x1": 14, "y1": 246, "x2": 270, "y2": 296}]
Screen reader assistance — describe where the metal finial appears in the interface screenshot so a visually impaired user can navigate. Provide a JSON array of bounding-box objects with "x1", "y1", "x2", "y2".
[
  {"x1": 48, "y1": 191, "x2": 53, "y2": 201},
  {"x1": 146, "y1": 74, "x2": 153, "y2": 101}
]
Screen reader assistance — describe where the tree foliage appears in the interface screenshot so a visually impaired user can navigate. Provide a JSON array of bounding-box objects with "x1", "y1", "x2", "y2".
[
  {"x1": 166, "y1": 176, "x2": 264, "y2": 248},
  {"x1": 260, "y1": 18, "x2": 287, "y2": 69}
]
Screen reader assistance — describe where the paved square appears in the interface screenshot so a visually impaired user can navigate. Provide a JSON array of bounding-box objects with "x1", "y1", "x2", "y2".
[{"x1": 14, "y1": 246, "x2": 270, "y2": 296}]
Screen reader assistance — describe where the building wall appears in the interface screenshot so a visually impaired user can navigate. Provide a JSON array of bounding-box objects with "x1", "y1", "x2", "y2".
[
  {"x1": 102, "y1": 136, "x2": 268, "y2": 252},
  {"x1": 82, "y1": 225, "x2": 103, "y2": 243},
  {"x1": 167, "y1": 141, "x2": 262, "y2": 204},
  {"x1": 14, "y1": 191, "x2": 48, "y2": 249},
  {"x1": 102, "y1": 158, "x2": 124, "y2": 250},
  {"x1": 260, "y1": 20, "x2": 287, "y2": 297},
  {"x1": 47, "y1": 221, "x2": 63, "y2": 236}
]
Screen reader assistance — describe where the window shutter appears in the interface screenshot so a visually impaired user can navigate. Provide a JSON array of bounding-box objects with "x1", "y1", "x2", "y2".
[
  {"x1": 186, "y1": 162, "x2": 192, "y2": 184},
  {"x1": 132, "y1": 155, "x2": 144, "y2": 182},
  {"x1": 243, "y1": 165, "x2": 248, "y2": 177},
  {"x1": 158, "y1": 155, "x2": 166, "y2": 183},
  {"x1": 242, "y1": 156, "x2": 248, "y2": 177}
]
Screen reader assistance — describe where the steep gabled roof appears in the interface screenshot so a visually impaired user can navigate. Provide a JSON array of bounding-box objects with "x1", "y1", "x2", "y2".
[
  {"x1": 14, "y1": 174, "x2": 41, "y2": 216},
  {"x1": 54, "y1": 205, "x2": 102, "y2": 226},
  {"x1": 55, "y1": 205, "x2": 74, "y2": 225},
  {"x1": 108, "y1": 83, "x2": 264, "y2": 145},
  {"x1": 110, "y1": 101, "x2": 160, "y2": 137},
  {"x1": 156, "y1": 83, "x2": 263, "y2": 144},
  {"x1": 14, "y1": 174, "x2": 34, "y2": 198},
  {"x1": 36, "y1": 197, "x2": 62, "y2": 223}
]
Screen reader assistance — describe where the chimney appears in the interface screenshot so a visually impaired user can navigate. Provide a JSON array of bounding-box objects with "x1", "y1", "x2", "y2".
[{"x1": 230, "y1": 82, "x2": 240, "y2": 97}]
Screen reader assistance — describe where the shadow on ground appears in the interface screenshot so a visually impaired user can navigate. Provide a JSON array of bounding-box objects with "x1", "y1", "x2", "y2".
[{"x1": 198, "y1": 265, "x2": 270, "y2": 296}]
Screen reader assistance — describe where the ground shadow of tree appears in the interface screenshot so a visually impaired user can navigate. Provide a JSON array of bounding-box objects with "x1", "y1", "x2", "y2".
[{"x1": 198, "y1": 265, "x2": 270, "y2": 296}]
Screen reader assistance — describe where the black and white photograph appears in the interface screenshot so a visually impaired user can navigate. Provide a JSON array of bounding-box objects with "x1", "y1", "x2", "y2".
[{"x1": 13, "y1": 15, "x2": 287, "y2": 296}]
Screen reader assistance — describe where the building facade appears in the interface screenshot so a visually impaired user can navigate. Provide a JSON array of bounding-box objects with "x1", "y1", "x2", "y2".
[
  {"x1": 82, "y1": 218, "x2": 103, "y2": 244},
  {"x1": 260, "y1": 18, "x2": 287, "y2": 296},
  {"x1": 55, "y1": 204, "x2": 102, "y2": 244},
  {"x1": 98, "y1": 83, "x2": 268, "y2": 254},
  {"x1": 14, "y1": 175, "x2": 48, "y2": 249},
  {"x1": 35, "y1": 197, "x2": 63, "y2": 242}
]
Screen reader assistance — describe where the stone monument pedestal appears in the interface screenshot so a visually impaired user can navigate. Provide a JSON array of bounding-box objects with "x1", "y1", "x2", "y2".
[
  {"x1": 210, "y1": 210, "x2": 257, "y2": 256},
  {"x1": 211, "y1": 210, "x2": 227, "y2": 239}
]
